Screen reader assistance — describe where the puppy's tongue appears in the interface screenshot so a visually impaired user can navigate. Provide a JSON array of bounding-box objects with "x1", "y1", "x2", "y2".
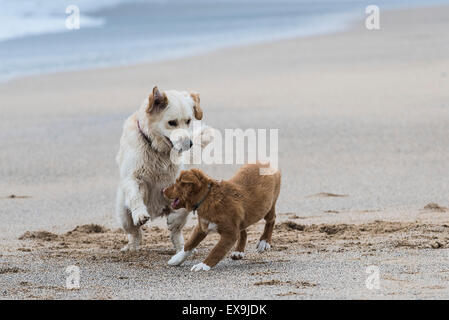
[{"x1": 171, "y1": 198, "x2": 180, "y2": 208}]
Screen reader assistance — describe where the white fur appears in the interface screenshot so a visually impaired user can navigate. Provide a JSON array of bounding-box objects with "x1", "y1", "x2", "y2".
[
  {"x1": 168, "y1": 249, "x2": 192, "y2": 266},
  {"x1": 256, "y1": 240, "x2": 271, "y2": 253},
  {"x1": 230, "y1": 251, "x2": 245, "y2": 259},
  {"x1": 202, "y1": 218, "x2": 218, "y2": 233},
  {"x1": 207, "y1": 222, "x2": 218, "y2": 233},
  {"x1": 191, "y1": 262, "x2": 211, "y2": 272},
  {"x1": 116, "y1": 90, "x2": 209, "y2": 252}
]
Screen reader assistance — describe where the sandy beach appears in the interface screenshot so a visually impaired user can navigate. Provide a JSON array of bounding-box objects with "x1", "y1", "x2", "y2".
[{"x1": 1, "y1": 6, "x2": 449, "y2": 299}]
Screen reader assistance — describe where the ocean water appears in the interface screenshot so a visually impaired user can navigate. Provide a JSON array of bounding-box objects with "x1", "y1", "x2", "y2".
[{"x1": 0, "y1": 0, "x2": 448, "y2": 81}]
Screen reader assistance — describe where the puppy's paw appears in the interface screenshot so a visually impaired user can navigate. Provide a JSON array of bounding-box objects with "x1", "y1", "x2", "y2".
[
  {"x1": 132, "y1": 207, "x2": 150, "y2": 226},
  {"x1": 168, "y1": 249, "x2": 191, "y2": 266},
  {"x1": 256, "y1": 240, "x2": 271, "y2": 253},
  {"x1": 191, "y1": 262, "x2": 211, "y2": 272},
  {"x1": 230, "y1": 251, "x2": 245, "y2": 260}
]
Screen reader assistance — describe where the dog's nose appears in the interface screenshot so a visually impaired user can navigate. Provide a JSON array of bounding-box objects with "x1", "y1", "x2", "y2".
[{"x1": 189, "y1": 140, "x2": 193, "y2": 148}]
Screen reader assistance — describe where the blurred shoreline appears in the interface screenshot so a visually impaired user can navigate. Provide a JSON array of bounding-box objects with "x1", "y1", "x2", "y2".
[{"x1": 1, "y1": 0, "x2": 448, "y2": 82}]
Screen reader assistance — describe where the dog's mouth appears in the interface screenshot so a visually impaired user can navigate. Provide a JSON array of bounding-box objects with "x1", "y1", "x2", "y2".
[
  {"x1": 171, "y1": 198, "x2": 180, "y2": 209},
  {"x1": 164, "y1": 136, "x2": 193, "y2": 153}
]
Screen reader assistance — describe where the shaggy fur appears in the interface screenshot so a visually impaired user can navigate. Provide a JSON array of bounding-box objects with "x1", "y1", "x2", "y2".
[
  {"x1": 164, "y1": 163, "x2": 281, "y2": 271},
  {"x1": 116, "y1": 86, "x2": 207, "y2": 252}
]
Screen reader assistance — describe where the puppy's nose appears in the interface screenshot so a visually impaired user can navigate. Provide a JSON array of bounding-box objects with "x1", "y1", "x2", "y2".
[{"x1": 189, "y1": 140, "x2": 193, "y2": 148}]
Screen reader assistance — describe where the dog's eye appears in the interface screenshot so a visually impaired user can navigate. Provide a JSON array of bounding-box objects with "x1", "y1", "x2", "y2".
[
  {"x1": 168, "y1": 120, "x2": 178, "y2": 127},
  {"x1": 186, "y1": 119, "x2": 191, "y2": 125}
]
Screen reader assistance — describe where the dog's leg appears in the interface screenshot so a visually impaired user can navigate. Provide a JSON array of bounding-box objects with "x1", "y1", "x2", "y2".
[
  {"x1": 168, "y1": 224, "x2": 207, "y2": 266},
  {"x1": 121, "y1": 176, "x2": 150, "y2": 227},
  {"x1": 116, "y1": 188, "x2": 142, "y2": 251},
  {"x1": 166, "y1": 208, "x2": 189, "y2": 252},
  {"x1": 230, "y1": 229, "x2": 247, "y2": 260},
  {"x1": 191, "y1": 232, "x2": 238, "y2": 271},
  {"x1": 256, "y1": 206, "x2": 276, "y2": 253}
]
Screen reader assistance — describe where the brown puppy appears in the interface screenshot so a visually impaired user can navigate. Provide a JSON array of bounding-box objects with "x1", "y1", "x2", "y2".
[{"x1": 163, "y1": 163, "x2": 281, "y2": 271}]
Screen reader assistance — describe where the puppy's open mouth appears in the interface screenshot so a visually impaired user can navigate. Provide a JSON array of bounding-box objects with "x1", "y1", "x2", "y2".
[{"x1": 171, "y1": 198, "x2": 180, "y2": 208}]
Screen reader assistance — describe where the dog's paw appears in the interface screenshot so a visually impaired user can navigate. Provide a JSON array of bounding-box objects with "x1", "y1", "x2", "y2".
[
  {"x1": 193, "y1": 126, "x2": 216, "y2": 148},
  {"x1": 168, "y1": 249, "x2": 191, "y2": 266},
  {"x1": 132, "y1": 207, "x2": 150, "y2": 226},
  {"x1": 230, "y1": 251, "x2": 245, "y2": 260},
  {"x1": 256, "y1": 240, "x2": 271, "y2": 253},
  {"x1": 191, "y1": 262, "x2": 211, "y2": 272},
  {"x1": 120, "y1": 244, "x2": 139, "y2": 252}
]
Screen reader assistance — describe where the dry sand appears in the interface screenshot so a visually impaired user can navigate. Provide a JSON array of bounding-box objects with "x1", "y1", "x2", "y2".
[{"x1": 1, "y1": 6, "x2": 449, "y2": 299}]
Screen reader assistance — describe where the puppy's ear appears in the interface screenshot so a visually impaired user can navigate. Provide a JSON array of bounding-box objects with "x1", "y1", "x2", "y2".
[
  {"x1": 190, "y1": 168, "x2": 205, "y2": 180},
  {"x1": 190, "y1": 92, "x2": 203, "y2": 120},
  {"x1": 180, "y1": 170, "x2": 201, "y2": 188},
  {"x1": 148, "y1": 86, "x2": 168, "y2": 114}
]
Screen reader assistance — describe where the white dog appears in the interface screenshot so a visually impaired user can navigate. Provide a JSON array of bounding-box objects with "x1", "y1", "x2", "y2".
[{"x1": 116, "y1": 86, "x2": 208, "y2": 252}]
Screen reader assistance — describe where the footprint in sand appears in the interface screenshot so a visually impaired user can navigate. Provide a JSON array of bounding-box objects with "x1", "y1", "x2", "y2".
[
  {"x1": 2, "y1": 194, "x2": 31, "y2": 199},
  {"x1": 306, "y1": 192, "x2": 348, "y2": 198},
  {"x1": 423, "y1": 203, "x2": 448, "y2": 212}
]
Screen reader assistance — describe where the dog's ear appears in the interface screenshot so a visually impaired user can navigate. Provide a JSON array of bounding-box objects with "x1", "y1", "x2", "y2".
[
  {"x1": 180, "y1": 170, "x2": 201, "y2": 188},
  {"x1": 148, "y1": 86, "x2": 168, "y2": 114},
  {"x1": 190, "y1": 92, "x2": 203, "y2": 120}
]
